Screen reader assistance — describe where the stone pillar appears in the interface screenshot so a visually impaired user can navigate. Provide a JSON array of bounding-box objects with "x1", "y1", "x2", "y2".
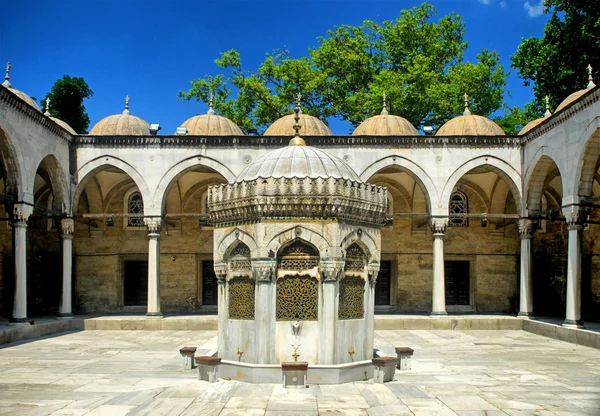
[
  {"x1": 563, "y1": 208, "x2": 584, "y2": 328},
  {"x1": 11, "y1": 205, "x2": 31, "y2": 323},
  {"x1": 319, "y1": 258, "x2": 344, "y2": 364},
  {"x1": 145, "y1": 219, "x2": 162, "y2": 318},
  {"x1": 252, "y1": 258, "x2": 276, "y2": 364},
  {"x1": 517, "y1": 219, "x2": 534, "y2": 318},
  {"x1": 214, "y1": 261, "x2": 228, "y2": 358},
  {"x1": 57, "y1": 218, "x2": 74, "y2": 319},
  {"x1": 430, "y1": 218, "x2": 448, "y2": 316},
  {"x1": 366, "y1": 262, "x2": 379, "y2": 360}
]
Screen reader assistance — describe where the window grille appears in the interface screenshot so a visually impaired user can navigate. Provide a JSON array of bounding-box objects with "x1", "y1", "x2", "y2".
[
  {"x1": 449, "y1": 190, "x2": 468, "y2": 227},
  {"x1": 127, "y1": 192, "x2": 144, "y2": 226}
]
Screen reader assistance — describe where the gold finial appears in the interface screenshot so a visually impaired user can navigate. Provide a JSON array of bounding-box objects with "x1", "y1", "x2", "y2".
[
  {"x1": 123, "y1": 95, "x2": 130, "y2": 115},
  {"x1": 587, "y1": 64, "x2": 596, "y2": 89},
  {"x1": 207, "y1": 91, "x2": 215, "y2": 115},
  {"x1": 289, "y1": 92, "x2": 306, "y2": 146},
  {"x1": 544, "y1": 95, "x2": 552, "y2": 118},
  {"x1": 3, "y1": 62, "x2": 12, "y2": 88},
  {"x1": 463, "y1": 92, "x2": 471, "y2": 116},
  {"x1": 44, "y1": 97, "x2": 51, "y2": 117},
  {"x1": 381, "y1": 92, "x2": 388, "y2": 115}
]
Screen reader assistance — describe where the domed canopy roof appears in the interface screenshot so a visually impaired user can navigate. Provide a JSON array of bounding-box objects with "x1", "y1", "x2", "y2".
[
  {"x1": 436, "y1": 94, "x2": 504, "y2": 136},
  {"x1": 89, "y1": 96, "x2": 150, "y2": 135},
  {"x1": 519, "y1": 96, "x2": 552, "y2": 135},
  {"x1": 264, "y1": 112, "x2": 332, "y2": 136},
  {"x1": 556, "y1": 65, "x2": 596, "y2": 113},
  {"x1": 353, "y1": 97, "x2": 418, "y2": 136},
  {"x1": 43, "y1": 99, "x2": 76, "y2": 134},
  {"x1": 181, "y1": 102, "x2": 243, "y2": 135},
  {"x1": 2, "y1": 62, "x2": 41, "y2": 111},
  {"x1": 236, "y1": 137, "x2": 361, "y2": 183}
]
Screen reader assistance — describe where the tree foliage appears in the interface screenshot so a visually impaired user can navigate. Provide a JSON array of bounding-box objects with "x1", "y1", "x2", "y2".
[
  {"x1": 511, "y1": 0, "x2": 600, "y2": 114},
  {"x1": 41, "y1": 76, "x2": 94, "y2": 134},
  {"x1": 180, "y1": 3, "x2": 507, "y2": 134}
]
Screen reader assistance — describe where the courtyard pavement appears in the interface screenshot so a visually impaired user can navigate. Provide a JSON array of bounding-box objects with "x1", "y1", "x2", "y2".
[{"x1": 0, "y1": 329, "x2": 598, "y2": 415}]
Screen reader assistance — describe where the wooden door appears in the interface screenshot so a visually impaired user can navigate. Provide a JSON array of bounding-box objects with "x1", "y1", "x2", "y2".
[
  {"x1": 445, "y1": 261, "x2": 469, "y2": 305},
  {"x1": 375, "y1": 260, "x2": 391, "y2": 305},
  {"x1": 123, "y1": 260, "x2": 148, "y2": 306},
  {"x1": 202, "y1": 260, "x2": 218, "y2": 306}
]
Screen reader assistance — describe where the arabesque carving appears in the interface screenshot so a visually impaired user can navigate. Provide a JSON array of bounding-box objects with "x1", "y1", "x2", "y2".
[
  {"x1": 276, "y1": 275, "x2": 318, "y2": 321},
  {"x1": 338, "y1": 276, "x2": 365, "y2": 320},
  {"x1": 228, "y1": 276, "x2": 255, "y2": 320}
]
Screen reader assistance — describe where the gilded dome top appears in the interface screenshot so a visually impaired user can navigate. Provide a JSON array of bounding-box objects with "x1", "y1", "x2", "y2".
[
  {"x1": 181, "y1": 103, "x2": 243, "y2": 135},
  {"x1": 89, "y1": 96, "x2": 150, "y2": 135},
  {"x1": 2, "y1": 63, "x2": 41, "y2": 111},
  {"x1": 555, "y1": 64, "x2": 596, "y2": 113},
  {"x1": 264, "y1": 112, "x2": 332, "y2": 136},
  {"x1": 353, "y1": 98, "x2": 418, "y2": 136},
  {"x1": 436, "y1": 94, "x2": 504, "y2": 136},
  {"x1": 236, "y1": 138, "x2": 361, "y2": 183}
]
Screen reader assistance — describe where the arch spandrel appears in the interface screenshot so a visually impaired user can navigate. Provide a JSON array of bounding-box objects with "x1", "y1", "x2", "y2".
[
  {"x1": 440, "y1": 156, "x2": 522, "y2": 216},
  {"x1": 72, "y1": 156, "x2": 151, "y2": 217},
  {"x1": 360, "y1": 155, "x2": 436, "y2": 215}
]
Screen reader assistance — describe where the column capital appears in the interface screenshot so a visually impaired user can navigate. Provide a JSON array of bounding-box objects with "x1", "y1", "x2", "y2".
[
  {"x1": 144, "y1": 218, "x2": 161, "y2": 234},
  {"x1": 214, "y1": 261, "x2": 228, "y2": 283},
  {"x1": 13, "y1": 204, "x2": 32, "y2": 224},
  {"x1": 320, "y1": 258, "x2": 345, "y2": 282},
  {"x1": 251, "y1": 258, "x2": 276, "y2": 283},
  {"x1": 367, "y1": 262, "x2": 380, "y2": 286},
  {"x1": 61, "y1": 218, "x2": 75, "y2": 235},
  {"x1": 518, "y1": 219, "x2": 534, "y2": 239},
  {"x1": 430, "y1": 217, "x2": 448, "y2": 236},
  {"x1": 562, "y1": 207, "x2": 584, "y2": 230}
]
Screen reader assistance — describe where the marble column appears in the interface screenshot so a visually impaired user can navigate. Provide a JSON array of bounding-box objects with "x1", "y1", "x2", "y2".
[
  {"x1": 11, "y1": 205, "x2": 31, "y2": 323},
  {"x1": 563, "y1": 208, "x2": 584, "y2": 328},
  {"x1": 430, "y1": 218, "x2": 448, "y2": 316},
  {"x1": 252, "y1": 259, "x2": 276, "y2": 364},
  {"x1": 365, "y1": 263, "x2": 380, "y2": 361},
  {"x1": 145, "y1": 219, "x2": 162, "y2": 318},
  {"x1": 319, "y1": 259, "x2": 343, "y2": 364},
  {"x1": 57, "y1": 218, "x2": 74, "y2": 319},
  {"x1": 517, "y1": 219, "x2": 535, "y2": 318},
  {"x1": 215, "y1": 262, "x2": 228, "y2": 358}
]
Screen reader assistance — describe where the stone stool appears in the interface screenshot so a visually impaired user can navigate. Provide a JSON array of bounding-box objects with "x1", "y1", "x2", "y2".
[
  {"x1": 195, "y1": 356, "x2": 221, "y2": 382},
  {"x1": 395, "y1": 347, "x2": 414, "y2": 370},
  {"x1": 372, "y1": 356, "x2": 397, "y2": 383},
  {"x1": 179, "y1": 346, "x2": 197, "y2": 370},
  {"x1": 282, "y1": 362, "x2": 308, "y2": 388}
]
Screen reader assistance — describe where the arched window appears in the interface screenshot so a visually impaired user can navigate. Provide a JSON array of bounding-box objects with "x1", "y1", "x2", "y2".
[
  {"x1": 449, "y1": 190, "x2": 468, "y2": 227},
  {"x1": 127, "y1": 191, "x2": 144, "y2": 227}
]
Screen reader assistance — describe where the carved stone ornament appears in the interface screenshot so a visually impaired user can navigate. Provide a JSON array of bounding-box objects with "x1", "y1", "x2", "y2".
[
  {"x1": 252, "y1": 259, "x2": 276, "y2": 283},
  {"x1": 367, "y1": 263, "x2": 381, "y2": 285},
  {"x1": 61, "y1": 218, "x2": 75, "y2": 235},
  {"x1": 144, "y1": 218, "x2": 161, "y2": 234},
  {"x1": 214, "y1": 261, "x2": 228, "y2": 282},
  {"x1": 13, "y1": 205, "x2": 32, "y2": 223},
  {"x1": 563, "y1": 207, "x2": 584, "y2": 230},
  {"x1": 320, "y1": 259, "x2": 345, "y2": 282},
  {"x1": 518, "y1": 219, "x2": 534, "y2": 239},
  {"x1": 430, "y1": 217, "x2": 448, "y2": 235}
]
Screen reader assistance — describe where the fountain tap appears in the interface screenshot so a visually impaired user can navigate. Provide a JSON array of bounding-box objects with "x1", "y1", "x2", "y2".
[
  {"x1": 291, "y1": 342, "x2": 301, "y2": 362},
  {"x1": 236, "y1": 348, "x2": 244, "y2": 362},
  {"x1": 348, "y1": 346, "x2": 356, "y2": 361}
]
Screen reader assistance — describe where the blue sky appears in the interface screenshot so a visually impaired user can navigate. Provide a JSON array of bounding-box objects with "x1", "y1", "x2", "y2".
[{"x1": 2, "y1": 0, "x2": 549, "y2": 134}]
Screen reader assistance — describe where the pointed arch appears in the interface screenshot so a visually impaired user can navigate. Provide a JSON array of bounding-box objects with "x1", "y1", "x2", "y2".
[
  {"x1": 340, "y1": 229, "x2": 379, "y2": 262},
  {"x1": 524, "y1": 148, "x2": 564, "y2": 214},
  {"x1": 573, "y1": 119, "x2": 600, "y2": 198},
  {"x1": 215, "y1": 228, "x2": 258, "y2": 262},
  {"x1": 267, "y1": 226, "x2": 329, "y2": 257},
  {"x1": 0, "y1": 118, "x2": 24, "y2": 199}
]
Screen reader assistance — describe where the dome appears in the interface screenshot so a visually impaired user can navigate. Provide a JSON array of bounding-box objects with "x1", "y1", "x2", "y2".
[
  {"x1": 436, "y1": 95, "x2": 504, "y2": 136},
  {"x1": 236, "y1": 137, "x2": 361, "y2": 183},
  {"x1": 264, "y1": 113, "x2": 332, "y2": 136},
  {"x1": 519, "y1": 97, "x2": 552, "y2": 135},
  {"x1": 2, "y1": 63, "x2": 41, "y2": 111},
  {"x1": 555, "y1": 64, "x2": 596, "y2": 113},
  {"x1": 89, "y1": 96, "x2": 150, "y2": 135},
  {"x1": 50, "y1": 117, "x2": 76, "y2": 135},
  {"x1": 181, "y1": 104, "x2": 243, "y2": 135},
  {"x1": 353, "y1": 100, "x2": 418, "y2": 135}
]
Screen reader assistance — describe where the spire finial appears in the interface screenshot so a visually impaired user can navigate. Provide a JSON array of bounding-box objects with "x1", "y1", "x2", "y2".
[
  {"x1": 544, "y1": 95, "x2": 552, "y2": 118},
  {"x1": 289, "y1": 92, "x2": 306, "y2": 146},
  {"x1": 207, "y1": 91, "x2": 215, "y2": 115},
  {"x1": 381, "y1": 92, "x2": 388, "y2": 115},
  {"x1": 123, "y1": 95, "x2": 130, "y2": 115},
  {"x1": 44, "y1": 97, "x2": 51, "y2": 117},
  {"x1": 463, "y1": 92, "x2": 471, "y2": 116},
  {"x1": 2, "y1": 62, "x2": 11, "y2": 88},
  {"x1": 587, "y1": 64, "x2": 596, "y2": 89}
]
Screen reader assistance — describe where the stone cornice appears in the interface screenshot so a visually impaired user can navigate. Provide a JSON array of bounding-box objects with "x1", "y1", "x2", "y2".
[
  {"x1": 208, "y1": 177, "x2": 388, "y2": 227},
  {"x1": 521, "y1": 84, "x2": 600, "y2": 144},
  {"x1": 73, "y1": 134, "x2": 521, "y2": 149},
  {"x1": 0, "y1": 85, "x2": 72, "y2": 142}
]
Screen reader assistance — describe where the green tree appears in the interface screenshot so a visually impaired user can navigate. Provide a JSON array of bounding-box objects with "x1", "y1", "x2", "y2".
[
  {"x1": 511, "y1": 0, "x2": 600, "y2": 114},
  {"x1": 41, "y1": 76, "x2": 94, "y2": 134},
  {"x1": 493, "y1": 104, "x2": 540, "y2": 135},
  {"x1": 179, "y1": 3, "x2": 507, "y2": 134}
]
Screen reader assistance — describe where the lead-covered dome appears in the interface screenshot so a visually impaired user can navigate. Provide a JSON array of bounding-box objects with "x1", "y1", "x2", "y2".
[
  {"x1": 264, "y1": 113, "x2": 332, "y2": 136},
  {"x1": 353, "y1": 99, "x2": 418, "y2": 136},
  {"x1": 89, "y1": 96, "x2": 150, "y2": 135},
  {"x1": 519, "y1": 97, "x2": 552, "y2": 135},
  {"x1": 436, "y1": 95, "x2": 504, "y2": 136},
  {"x1": 236, "y1": 138, "x2": 361, "y2": 183},
  {"x1": 181, "y1": 104, "x2": 243, "y2": 135},
  {"x1": 43, "y1": 99, "x2": 77, "y2": 134},
  {"x1": 2, "y1": 62, "x2": 41, "y2": 111},
  {"x1": 556, "y1": 65, "x2": 596, "y2": 113}
]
